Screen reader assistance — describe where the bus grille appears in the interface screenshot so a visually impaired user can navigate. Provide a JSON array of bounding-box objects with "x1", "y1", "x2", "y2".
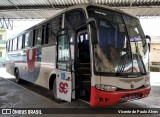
[{"x1": 119, "y1": 93, "x2": 142, "y2": 103}]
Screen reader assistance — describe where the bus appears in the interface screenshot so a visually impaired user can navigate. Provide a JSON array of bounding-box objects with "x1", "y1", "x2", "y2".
[{"x1": 6, "y1": 4, "x2": 151, "y2": 106}]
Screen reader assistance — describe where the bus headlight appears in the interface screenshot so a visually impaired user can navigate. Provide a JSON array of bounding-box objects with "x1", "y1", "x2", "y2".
[
  {"x1": 95, "y1": 84, "x2": 117, "y2": 91},
  {"x1": 144, "y1": 82, "x2": 150, "y2": 87}
]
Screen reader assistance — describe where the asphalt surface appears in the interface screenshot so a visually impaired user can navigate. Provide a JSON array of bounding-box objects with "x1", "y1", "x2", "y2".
[{"x1": 0, "y1": 68, "x2": 160, "y2": 117}]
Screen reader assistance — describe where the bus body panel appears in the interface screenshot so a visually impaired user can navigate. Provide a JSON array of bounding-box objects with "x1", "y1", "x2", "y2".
[
  {"x1": 5, "y1": 4, "x2": 151, "y2": 106},
  {"x1": 6, "y1": 45, "x2": 56, "y2": 89},
  {"x1": 6, "y1": 50, "x2": 26, "y2": 76},
  {"x1": 34, "y1": 46, "x2": 56, "y2": 89},
  {"x1": 92, "y1": 75, "x2": 150, "y2": 90},
  {"x1": 23, "y1": 45, "x2": 56, "y2": 89}
]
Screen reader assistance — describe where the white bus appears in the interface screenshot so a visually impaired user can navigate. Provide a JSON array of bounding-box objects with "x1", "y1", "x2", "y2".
[{"x1": 6, "y1": 4, "x2": 151, "y2": 106}]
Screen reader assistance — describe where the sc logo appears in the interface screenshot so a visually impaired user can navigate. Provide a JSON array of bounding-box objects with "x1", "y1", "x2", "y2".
[{"x1": 59, "y1": 82, "x2": 68, "y2": 94}]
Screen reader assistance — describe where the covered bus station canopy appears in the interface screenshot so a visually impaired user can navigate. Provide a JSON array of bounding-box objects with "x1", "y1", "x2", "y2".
[
  {"x1": 0, "y1": 0, "x2": 160, "y2": 19},
  {"x1": 0, "y1": 0, "x2": 160, "y2": 29}
]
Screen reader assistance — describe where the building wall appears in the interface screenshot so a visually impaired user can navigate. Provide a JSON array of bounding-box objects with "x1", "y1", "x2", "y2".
[
  {"x1": 0, "y1": 29, "x2": 7, "y2": 63},
  {"x1": 149, "y1": 36, "x2": 160, "y2": 64},
  {"x1": 150, "y1": 43, "x2": 160, "y2": 64}
]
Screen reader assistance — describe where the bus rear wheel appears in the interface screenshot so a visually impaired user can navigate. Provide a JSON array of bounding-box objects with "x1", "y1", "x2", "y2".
[
  {"x1": 15, "y1": 69, "x2": 22, "y2": 84},
  {"x1": 51, "y1": 79, "x2": 63, "y2": 103}
]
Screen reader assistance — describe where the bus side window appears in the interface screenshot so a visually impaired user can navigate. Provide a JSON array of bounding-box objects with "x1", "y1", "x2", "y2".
[
  {"x1": 25, "y1": 31, "x2": 33, "y2": 47},
  {"x1": 25, "y1": 33, "x2": 29, "y2": 47},
  {"x1": 42, "y1": 25, "x2": 45, "y2": 45},
  {"x1": 22, "y1": 34, "x2": 25, "y2": 49},
  {"x1": 12, "y1": 38, "x2": 17, "y2": 51},
  {"x1": 65, "y1": 10, "x2": 86, "y2": 29},
  {"x1": 65, "y1": 10, "x2": 86, "y2": 44},
  {"x1": 33, "y1": 29, "x2": 36, "y2": 46},
  {"x1": 35, "y1": 28, "x2": 42, "y2": 46},
  {"x1": 50, "y1": 16, "x2": 62, "y2": 45},
  {"x1": 45, "y1": 23, "x2": 49, "y2": 44},
  {"x1": 9, "y1": 40, "x2": 13, "y2": 51},
  {"x1": 28, "y1": 31, "x2": 33, "y2": 47},
  {"x1": 42, "y1": 23, "x2": 52, "y2": 45},
  {"x1": 57, "y1": 29, "x2": 70, "y2": 62},
  {"x1": 18, "y1": 35, "x2": 23, "y2": 50}
]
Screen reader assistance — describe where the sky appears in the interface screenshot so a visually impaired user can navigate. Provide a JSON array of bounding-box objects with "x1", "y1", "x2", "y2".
[
  {"x1": 6, "y1": 17, "x2": 160, "y2": 39},
  {"x1": 6, "y1": 19, "x2": 44, "y2": 39}
]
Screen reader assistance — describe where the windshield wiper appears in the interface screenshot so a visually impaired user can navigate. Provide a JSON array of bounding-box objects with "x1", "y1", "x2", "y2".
[
  {"x1": 135, "y1": 42, "x2": 147, "y2": 75},
  {"x1": 116, "y1": 49, "x2": 130, "y2": 76}
]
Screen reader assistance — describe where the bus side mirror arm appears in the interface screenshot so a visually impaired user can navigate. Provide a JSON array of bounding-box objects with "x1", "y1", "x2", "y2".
[
  {"x1": 86, "y1": 18, "x2": 98, "y2": 44},
  {"x1": 86, "y1": 18, "x2": 96, "y2": 25}
]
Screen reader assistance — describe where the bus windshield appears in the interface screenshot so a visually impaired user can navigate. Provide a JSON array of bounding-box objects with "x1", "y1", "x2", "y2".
[
  {"x1": 124, "y1": 15, "x2": 147, "y2": 75},
  {"x1": 87, "y1": 6, "x2": 147, "y2": 76}
]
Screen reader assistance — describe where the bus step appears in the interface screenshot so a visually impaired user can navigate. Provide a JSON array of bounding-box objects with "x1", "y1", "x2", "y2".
[
  {"x1": 81, "y1": 74, "x2": 91, "y2": 81},
  {"x1": 77, "y1": 67, "x2": 91, "y2": 74},
  {"x1": 80, "y1": 63, "x2": 90, "y2": 67},
  {"x1": 78, "y1": 99, "x2": 90, "y2": 105}
]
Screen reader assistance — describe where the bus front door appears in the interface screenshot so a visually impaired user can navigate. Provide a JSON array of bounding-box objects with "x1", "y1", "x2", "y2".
[{"x1": 56, "y1": 29, "x2": 73, "y2": 102}]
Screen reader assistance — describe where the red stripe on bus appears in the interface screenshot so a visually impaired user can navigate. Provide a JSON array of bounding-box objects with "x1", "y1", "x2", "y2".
[{"x1": 27, "y1": 48, "x2": 37, "y2": 72}]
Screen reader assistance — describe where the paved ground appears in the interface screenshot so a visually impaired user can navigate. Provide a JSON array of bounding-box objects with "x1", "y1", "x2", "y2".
[{"x1": 0, "y1": 68, "x2": 160, "y2": 117}]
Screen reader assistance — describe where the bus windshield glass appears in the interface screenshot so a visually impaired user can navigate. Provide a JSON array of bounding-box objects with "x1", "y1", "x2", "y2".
[
  {"x1": 123, "y1": 15, "x2": 148, "y2": 75},
  {"x1": 87, "y1": 6, "x2": 147, "y2": 76}
]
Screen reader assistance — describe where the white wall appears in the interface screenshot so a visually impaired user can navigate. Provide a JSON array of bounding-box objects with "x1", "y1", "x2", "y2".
[{"x1": 140, "y1": 17, "x2": 160, "y2": 37}]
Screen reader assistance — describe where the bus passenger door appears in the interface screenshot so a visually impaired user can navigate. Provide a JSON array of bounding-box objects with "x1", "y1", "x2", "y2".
[{"x1": 56, "y1": 29, "x2": 72, "y2": 102}]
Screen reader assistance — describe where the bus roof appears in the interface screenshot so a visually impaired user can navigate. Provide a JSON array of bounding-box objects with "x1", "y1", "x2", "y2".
[{"x1": 7, "y1": 3, "x2": 138, "y2": 41}]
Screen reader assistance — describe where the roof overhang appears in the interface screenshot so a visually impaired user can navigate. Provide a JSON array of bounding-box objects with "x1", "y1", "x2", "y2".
[{"x1": 1, "y1": 0, "x2": 160, "y2": 19}]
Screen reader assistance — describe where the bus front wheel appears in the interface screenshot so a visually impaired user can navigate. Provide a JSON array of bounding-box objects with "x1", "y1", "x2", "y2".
[
  {"x1": 51, "y1": 78, "x2": 63, "y2": 103},
  {"x1": 14, "y1": 69, "x2": 22, "y2": 84}
]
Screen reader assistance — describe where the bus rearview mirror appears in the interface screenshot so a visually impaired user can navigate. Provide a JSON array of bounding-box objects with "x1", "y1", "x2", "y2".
[{"x1": 86, "y1": 18, "x2": 98, "y2": 44}]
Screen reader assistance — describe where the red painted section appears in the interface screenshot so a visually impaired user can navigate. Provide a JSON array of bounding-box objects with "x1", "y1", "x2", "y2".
[
  {"x1": 90, "y1": 86, "x2": 151, "y2": 106},
  {"x1": 27, "y1": 48, "x2": 36, "y2": 71}
]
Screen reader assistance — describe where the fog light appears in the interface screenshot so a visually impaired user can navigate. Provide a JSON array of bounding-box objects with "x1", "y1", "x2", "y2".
[
  {"x1": 97, "y1": 98, "x2": 103, "y2": 102},
  {"x1": 104, "y1": 98, "x2": 108, "y2": 102}
]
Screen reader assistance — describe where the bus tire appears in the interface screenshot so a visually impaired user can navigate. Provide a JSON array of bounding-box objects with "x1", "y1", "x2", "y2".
[
  {"x1": 14, "y1": 68, "x2": 22, "y2": 84},
  {"x1": 50, "y1": 77, "x2": 63, "y2": 103}
]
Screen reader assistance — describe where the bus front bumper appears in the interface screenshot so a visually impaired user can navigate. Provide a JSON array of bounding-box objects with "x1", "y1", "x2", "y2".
[{"x1": 90, "y1": 86, "x2": 151, "y2": 106}]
